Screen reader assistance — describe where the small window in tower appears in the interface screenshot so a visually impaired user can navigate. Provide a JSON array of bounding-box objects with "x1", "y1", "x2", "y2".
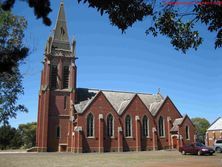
[
  {"x1": 60, "y1": 27, "x2": 65, "y2": 36},
  {"x1": 63, "y1": 66, "x2": 69, "y2": 89},
  {"x1": 64, "y1": 96, "x2": 67, "y2": 109},
  {"x1": 56, "y1": 126, "x2": 60, "y2": 138},
  {"x1": 50, "y1": 65, "x2": 57, "y2": 89}
]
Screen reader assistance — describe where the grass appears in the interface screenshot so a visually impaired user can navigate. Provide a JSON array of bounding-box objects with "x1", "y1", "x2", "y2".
[
  {"x1": 0, "y1": 149, "x2": 26, "y2": 152},
  {"x1": 0, "y1": 150, "x2": 222, "y2": 167}
]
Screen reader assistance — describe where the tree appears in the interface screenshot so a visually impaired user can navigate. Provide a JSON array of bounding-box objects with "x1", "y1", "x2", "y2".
[
  {"x1": 0, "y1": 125, "x2": 23, "y2": 149},
  {"x1": 191, "y1": 117, "x2": 210, "y2": 143},
  {"x1": 0, "y1": 6, "x2": 28, "y2": 125},
  {"x1": 18, "y1": 122, "x2": 37, "y2": 148},
  {"x1": 0, "y1": 122, "x2": 37, "y2": 150},
  {"x1": 0, "y1": 69, "x2": 28, "y2": 125},
  {"x1": 0, "y1": 5, "x2": 29, "y2": 74},
  {"x1": 1, "y1": 0, "x2": 221, "y2": 54}
]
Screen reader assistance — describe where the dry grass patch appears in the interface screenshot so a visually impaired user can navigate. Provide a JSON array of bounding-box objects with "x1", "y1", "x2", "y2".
[{"x1": 0, "y1": 150, "x2": 222, "y2": 167}]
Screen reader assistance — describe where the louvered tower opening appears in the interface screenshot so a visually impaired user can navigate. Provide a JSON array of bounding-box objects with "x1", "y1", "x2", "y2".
[
  {"x1": 50, "y1": 65, "x2": 57, "y2": 89},
  {"x1": 63, "y1": 66, "x2": 69, "y2": 88}
]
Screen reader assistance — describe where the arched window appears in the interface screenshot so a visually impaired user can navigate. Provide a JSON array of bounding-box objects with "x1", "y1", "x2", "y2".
[
  {"x1": 87, "y1": 113, "x2": 94, "y2": 137},
  {"x1": 158, "y1": 116, "x2": 164, "y2": 137},
  {"x1": 56, "y1": 126, "x2": 60, "y2": 138},
  {"x1": 186, "y1": 126, "x2": 190, "y2": 140},
  {"x1": 107, "y1": 114, "x2": 114, "y2": 137},
  {"x1": 142, "y1": 116, "x2": 149, "y2": 137},
  {"x1": 125, "y1": 115, "x2": 132, "y2": 137}
]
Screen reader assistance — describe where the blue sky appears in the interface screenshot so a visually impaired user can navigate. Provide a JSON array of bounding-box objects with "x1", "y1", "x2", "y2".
[{"x1": 10, "y1": 0, "x2": 222, "y2": 127}]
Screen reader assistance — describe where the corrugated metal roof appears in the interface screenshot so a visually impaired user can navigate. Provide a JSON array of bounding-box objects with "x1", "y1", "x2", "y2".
[{"x1": 208, "y1": 117, "x2": 222, "y2": 131}]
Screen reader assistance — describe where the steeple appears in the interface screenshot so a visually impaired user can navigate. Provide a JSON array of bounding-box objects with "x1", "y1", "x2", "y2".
[{"x1": 52, "y1": 1, "x2": 70, "y2": 50}]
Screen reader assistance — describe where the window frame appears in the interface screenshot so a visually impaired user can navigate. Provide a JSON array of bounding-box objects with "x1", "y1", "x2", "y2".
[
  {"x1": 185, "y1": 125, "x2": 190, "y2": 140},
  {"x1": 125, "y1": 115, "x2": 132, "y2": 138},
  {"x1": 158, "y1": 116, "x2": 165, "y2": 138},
  {"x1": 142, "y1": 115, "x2": 150, "y2": 138},
  {"x1": 107, "y1": 113, "x2": 114, "y2": 138},
  {"x1": 62, "y1": 66, "x2": 69, "y2": 89},
  {"x1": 216, "y1": 140, "x2": 222, "y2": 144},
  {"x1": 50, "y1": 65, "x2": 58, "y2": 89},
  {"x1": 86, "y1": 113, "x2": 94, "y2": 138}
]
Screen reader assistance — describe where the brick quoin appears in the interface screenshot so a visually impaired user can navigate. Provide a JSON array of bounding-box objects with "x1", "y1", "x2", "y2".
[{"x1": 36, "y1": 2, "x2": 196, "y2": 152}]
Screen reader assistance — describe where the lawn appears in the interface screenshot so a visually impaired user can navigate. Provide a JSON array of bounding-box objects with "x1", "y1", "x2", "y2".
[{"x1": 0, "y1": 150, "x2": 222, "y2": 167}]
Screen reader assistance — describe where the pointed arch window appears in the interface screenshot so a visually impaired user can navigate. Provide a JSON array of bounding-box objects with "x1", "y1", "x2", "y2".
[
  {"x1": 186, "y1": 126, "x2": 190, "y2": 140},
  {"x1": 125, "y1": 115, "x2": 132, "y2": 137},
  {"x1": 107, "y1": 114, "x2": 114, "y2": 137},
  {"x1": 158, "y1": 116, "x2": 165, "y2": 137},
  {"x1": 87, "y1": 113, "x2": 94, "y2": 137},
  {"x1": 142, "y1": 116, "x2": 149, "y2": 137}
]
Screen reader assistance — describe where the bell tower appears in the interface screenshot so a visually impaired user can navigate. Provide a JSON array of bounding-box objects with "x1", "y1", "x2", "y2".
[{"x1": 36, "y1": 1, "x2": 77, "y2": 152}]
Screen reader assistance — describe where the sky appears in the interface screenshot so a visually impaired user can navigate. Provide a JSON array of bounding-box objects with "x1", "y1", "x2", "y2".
[{"x1": 9, "y1": 0, "x2": 222, "y2": 127}]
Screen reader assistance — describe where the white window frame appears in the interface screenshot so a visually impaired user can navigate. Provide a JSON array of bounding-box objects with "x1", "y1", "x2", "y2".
[
  {"x1": 158, "y1": 116, "x2": 165, "y2": 138},
  {"x1": 125, "y1": 115, "x2": 132, "y2": 138},
  {"x1": 185, "y1": 125, "x2": 190, "y2": 140},
  {"x1": 107, "y1": 113, "x2": 115, "y2": 138},
  {"x1": 86, "y1": 112, "x2": 95, "y2": 138},
  {"x1": 142, "y1": 115, "x2": 150, "y2": 138}
]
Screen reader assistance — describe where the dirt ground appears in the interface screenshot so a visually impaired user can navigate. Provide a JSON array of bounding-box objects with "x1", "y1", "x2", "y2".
[{"x1": 0, "y1": 150, "x2": 221, "y2": 167}]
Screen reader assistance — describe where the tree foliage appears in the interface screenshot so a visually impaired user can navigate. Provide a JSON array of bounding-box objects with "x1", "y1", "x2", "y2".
[
  {"x1": 0, "y1": 6, "x2": 28, "y2": 125},
  {"x1": 18, "y1": 122, "x2": 37, "y2": 148},
  {"x1": 0, "y1": 122, "x2": 37, "y2": 150},
  {"x1": 0, "y1": 69, "x2": 28, "y2": 125},
  {"x1": 191, "y1": 117, "x2": 210, "y2": 143},
  {"x1": 0, "y1": 125, "x2": 23, "y2": 149},
  {"x1": 1, "y1": 0, "x2": 221, "y2": 54},
  {"x1": 0, "y1": 5, "x2": 29, "y2": 74}
]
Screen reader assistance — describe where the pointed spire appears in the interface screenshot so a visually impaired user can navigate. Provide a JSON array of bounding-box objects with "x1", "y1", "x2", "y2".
[{"x1": 52, "y1": 1, "x2": 70, "y2": 50}]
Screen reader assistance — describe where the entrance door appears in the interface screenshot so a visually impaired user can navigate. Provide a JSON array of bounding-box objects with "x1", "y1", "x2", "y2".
[{"x1": 172, "y1": 136, "x2": 177, "y2": 149}]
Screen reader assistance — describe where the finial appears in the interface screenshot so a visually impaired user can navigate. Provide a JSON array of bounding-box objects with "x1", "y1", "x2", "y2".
[{"x1": 158, "y1": 88, "x2": 160, "y2": 94}]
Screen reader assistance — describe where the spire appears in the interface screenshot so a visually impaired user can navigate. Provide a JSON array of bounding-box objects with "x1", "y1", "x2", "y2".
[{"x1": 52, "y1": 1, "x2": 70, "y2": 50}]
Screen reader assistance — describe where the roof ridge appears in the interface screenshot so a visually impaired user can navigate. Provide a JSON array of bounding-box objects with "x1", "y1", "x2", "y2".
[
  {"x1": 77, "y1": 87, "x2": 155, "y2": 95},
  {"x1": 208, "y1": 117, "x2": 222, "y2": 130}
]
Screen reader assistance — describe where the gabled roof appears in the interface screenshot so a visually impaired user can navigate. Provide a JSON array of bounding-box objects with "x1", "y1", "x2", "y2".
[
  {"x1": 138, "y1": 94, "x2": 164, "y2": 116},
  {"x1": 173, "y1": 117, "x2": 184, "y2": 126},
  {"x1": 170, "y1": 117, "x2": 185, "y2": 132},
  {"x1": 170, "y1": 115, "x2": 195, "y2": 132},
  {"x1": 102, "y1": 91, "x2": 135, "y2": 114},
  {"x1": 75, "y1": 88, "x2": 164, "y2": 115},
  {"x1": 208, "y1": 117, "x2": 222, "y2": 131},
  {"x1": 75, "y1": 88, "x2": 99, "y2": 113}
]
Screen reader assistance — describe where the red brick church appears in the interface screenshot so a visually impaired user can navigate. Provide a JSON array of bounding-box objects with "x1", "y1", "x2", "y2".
[{"x1": 36, "y1": 2, "x2": 196, "y2": 152}]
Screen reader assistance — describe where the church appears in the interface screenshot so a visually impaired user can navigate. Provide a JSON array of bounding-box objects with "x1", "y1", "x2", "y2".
[{"x1": 36, "y1": 2, "x2": 196, "y2": 152}]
